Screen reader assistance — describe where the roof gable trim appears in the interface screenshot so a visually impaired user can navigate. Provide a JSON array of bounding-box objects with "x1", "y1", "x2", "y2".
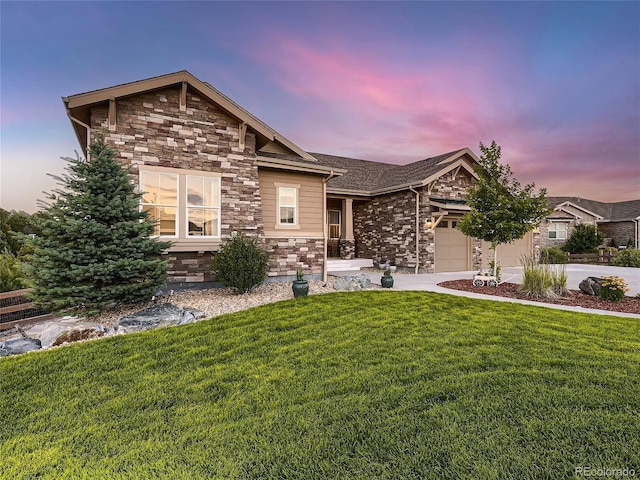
[
  {"x1": 556, "y1": 201, "x2": 603, "y2": 220},
  {"x1": 64, "y1": 70, "x2": 314, "y2": 161}
]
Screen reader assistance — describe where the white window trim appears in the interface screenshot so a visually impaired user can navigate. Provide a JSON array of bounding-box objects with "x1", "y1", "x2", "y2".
[
  {"x1": 185, "y1": 174, "x2": 221, "y2": 239},
  {"x1": 139, "y1": 170, "x2": 179, "y2": 239},
  {"x1": 548, "y1": 221, "x2": 568, "y2": 240},
  {"x1": 275, "y1": 183, "x2": 300, "y2": 230},
  {"x1": 139, "y1": 166, "x2": 222, "y2": 241}
]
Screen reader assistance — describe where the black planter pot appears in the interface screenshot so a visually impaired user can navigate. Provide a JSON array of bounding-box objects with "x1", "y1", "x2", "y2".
[
  {"x1": 292, "y1": 280, "x2": 309, "y2": 298},
  {"x1": 381, "y1": 275, "x2": 394, "y2": 288}
]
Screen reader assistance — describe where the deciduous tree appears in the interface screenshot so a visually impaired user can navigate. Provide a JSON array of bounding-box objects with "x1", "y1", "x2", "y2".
[{"x1": 457, "y1": 141, "x2": 551, "y2": 276}]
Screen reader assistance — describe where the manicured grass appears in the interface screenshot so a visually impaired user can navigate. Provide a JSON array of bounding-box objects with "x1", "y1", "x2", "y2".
[{"x1": 1, "y1": 291, "x2": 639, "y2": 479}]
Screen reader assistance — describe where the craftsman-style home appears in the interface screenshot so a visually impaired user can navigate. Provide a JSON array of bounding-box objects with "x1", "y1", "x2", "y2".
[
  {"x1": 62, "y1": 71, "x2": 535, "y2": 284},
  {"x1": 541, "y1": 197, "x2": 640, "y2": 250}
]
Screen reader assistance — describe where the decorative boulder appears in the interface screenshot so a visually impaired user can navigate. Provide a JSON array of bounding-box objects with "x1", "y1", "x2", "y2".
[
  {"x1": 0, "y1": 337, "x2": 42, "y2": 356},
  {"x1": 334, "y1": 273, "x2": 371, "y2": 292},
  {"x1": 26, "y1": 321, "x2": 106, "y2": 349},
  {"x1": 52, "y1": 327, "x2": 106, "y2": 347},
  {"x1": 579, "y1": 277, "x2": 603, "y2": 296},
  {"x1": 115, "y1": 303, "x2": 206, "y2": 333}
]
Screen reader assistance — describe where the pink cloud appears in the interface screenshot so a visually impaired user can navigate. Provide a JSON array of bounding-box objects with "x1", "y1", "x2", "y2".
[{"x1": 239, "y1": 34, "x2": 638, "y2": 201}]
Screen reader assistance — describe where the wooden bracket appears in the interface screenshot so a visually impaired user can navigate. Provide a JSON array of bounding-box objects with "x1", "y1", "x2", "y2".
[
  {"x1": 180, "y1": 81, "x2": 187, "y2": 112},
  {"x1": 108, "y1": 97, "x2": 116, "y2": 131},
  {"x1": 239, "y1": 122, "x2": 247, "y2": 149}
]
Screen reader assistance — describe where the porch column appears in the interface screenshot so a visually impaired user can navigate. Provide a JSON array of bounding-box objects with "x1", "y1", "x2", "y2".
[
  {"x1": 338, "y1": 198, "x2": 356, "y2": 260},
  {"x1": 343, "y1": 198, "x2": 354, "y2": 240}
]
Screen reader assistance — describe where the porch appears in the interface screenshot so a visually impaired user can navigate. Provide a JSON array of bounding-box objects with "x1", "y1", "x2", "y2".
[{"x1": 326, "y1": 258, "x2": 374, "y2": 273}]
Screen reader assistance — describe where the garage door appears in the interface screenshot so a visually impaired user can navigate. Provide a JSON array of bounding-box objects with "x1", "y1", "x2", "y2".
[
  {"x1": 481, "y1": 231, "x2": 533, "y2": 268},
  {"x1": 435, "y1": 219, "x2": 471, "y2": 272}
]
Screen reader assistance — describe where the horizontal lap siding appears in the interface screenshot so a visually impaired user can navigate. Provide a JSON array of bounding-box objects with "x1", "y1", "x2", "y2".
[{"x1": 259, "y1": 169, "x2": 324, "y2": 237}]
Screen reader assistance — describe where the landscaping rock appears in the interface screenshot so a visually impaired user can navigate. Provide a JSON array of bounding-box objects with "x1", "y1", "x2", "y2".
[
  {"x1": 579, "y1": 277, "x2": 603, "y2": 296},
  {"x1": 26, "y1": 321, "x2": 106, "y2": 348},
  {"x1": 32, "y1": 322, "x2": 71, "y2": 348},
  {"x1": 334, "y1": 274, "x2": 371, "y2": 292},
  {"x1": 0, "y1": 337, "x2": 42, "y2": 356},
  {"x1": 52, "y1": 327, "x2": 106, "y2": 347},
  {"x1": 115, "y1": 303, "x2": 206, "y2": 333}
]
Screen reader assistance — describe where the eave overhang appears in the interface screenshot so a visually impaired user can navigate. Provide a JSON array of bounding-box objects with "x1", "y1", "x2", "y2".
[
  {"x1": 62, "y1": 70, "x2": 315, "y2": 161},
  {"x1": 326, "y1": 156, "x2": 478, "y2": 197},
  {"x1": 256, "y1": 156, "x2": 346, "y2": 176},
  {"x1": 430, "y1": 199, "x2": 471, "y2": 212}
]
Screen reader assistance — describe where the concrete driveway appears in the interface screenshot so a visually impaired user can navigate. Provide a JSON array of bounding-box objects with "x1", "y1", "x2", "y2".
[{"x1": 346, "y1": 264, "x2": 640, "y2": 317}]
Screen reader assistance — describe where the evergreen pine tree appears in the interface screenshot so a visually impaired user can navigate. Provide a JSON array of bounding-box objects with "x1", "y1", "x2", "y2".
[{"x1": 25, "y1": 140, "x2": 171, "y2": 315}]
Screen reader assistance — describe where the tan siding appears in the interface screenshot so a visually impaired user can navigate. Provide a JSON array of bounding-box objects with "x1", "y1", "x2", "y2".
[
  {"x1": 481, "y1": 231, "x2": 533, "y2": 268},
  {"x1": 259, "y1": 168, "x2": 325, "y2": 237}
]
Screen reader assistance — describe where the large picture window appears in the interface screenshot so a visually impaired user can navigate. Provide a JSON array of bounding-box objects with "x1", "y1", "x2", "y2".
[
  {"x1": 278, "y1": 187, "x2": 297, "y2": 225},
  {"x1": 140, "y1": 168, "x2": 221, "y2": 239},
  {"x1": 548, "y1": 222, "x2": 568, "y2": 239}
]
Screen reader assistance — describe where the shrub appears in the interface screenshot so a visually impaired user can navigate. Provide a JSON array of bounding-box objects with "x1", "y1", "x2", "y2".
[
  {"x1": 599, "y1": 276, "x2": 629, "y2": 302},
  {"x1": 0, "y1": 249, "x2": 28, "y2": 293},
  {"x1": 521, "y1": 255, "x2": 567, "y2": 298},
  {"x1": 212, "y1": 231, "x2": 269, "y2": 294},
  {"x1": 539, "y1": 247, "x2": 567, "y2": 264},
  {"x1": 561, "y1": 224, "x2": 604, "y2": 254},
  {"x1": 612, "y1": 249, "x2": 640, "y2": 268}
]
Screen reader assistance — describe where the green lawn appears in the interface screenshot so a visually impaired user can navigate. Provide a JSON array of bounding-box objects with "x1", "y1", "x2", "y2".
[{"x1": 1, "y1": 291, "x2": 639, "y2": 479}]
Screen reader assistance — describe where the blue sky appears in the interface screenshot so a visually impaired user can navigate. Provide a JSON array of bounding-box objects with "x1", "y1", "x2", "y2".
[{"x1": 1, "y1": 1, "x2": 639, "y2": 212}]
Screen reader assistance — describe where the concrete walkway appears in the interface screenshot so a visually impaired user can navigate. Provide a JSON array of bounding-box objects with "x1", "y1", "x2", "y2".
[{"x1": 335, "y1": 265, "x2": 640, "y2": 318}]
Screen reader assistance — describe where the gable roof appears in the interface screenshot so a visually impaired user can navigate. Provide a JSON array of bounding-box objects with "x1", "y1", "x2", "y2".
[
  {"x1": 63, "y1": 70, "x2": 315, "y2": 161},
  {"x1": 547, "y1": 197, "x2": 640, "y2": 222},
  {"x1": 316, "y1": 148, "x2": 479, "y2": 195}
]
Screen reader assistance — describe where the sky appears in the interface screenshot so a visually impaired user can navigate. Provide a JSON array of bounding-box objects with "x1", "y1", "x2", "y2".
[{"x1": 1, "y1": 1, "x2": 639, "y2": 213}]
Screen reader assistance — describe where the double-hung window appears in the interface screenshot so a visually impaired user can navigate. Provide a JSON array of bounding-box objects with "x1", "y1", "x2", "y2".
[
  {"x1": 140, "y1": 168, "x2": 221, "y2": 240},
  {"x1": 548, "y1": 222, "x2": 568, "y2": 240},
  {"x1": 187, "y1": 175, "x2": 220, "y2": 237},
  {"x1": 140, "y1": 171, "x2": 179, "y2": 237},
  {"x1": 278, "y1": 186, "x2": 297, "y2": 225}
]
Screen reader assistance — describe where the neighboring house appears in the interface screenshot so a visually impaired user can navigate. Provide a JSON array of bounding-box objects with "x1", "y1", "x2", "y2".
[
  {"x1": 541, "y1": 197, "x2": 640, "y2": 250},
  {"x1": 62, "y1": 70, "x2": 545, "y2": 285}
]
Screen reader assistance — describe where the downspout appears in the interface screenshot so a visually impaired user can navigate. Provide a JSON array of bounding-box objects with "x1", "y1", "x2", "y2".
[
  {"x1": 409, "y1": 185, "x2": 420, "y2": 274},
  {"x1": 635, "y1": 217, "x2": 639, "y2": 249},
  {"x1": 66, "y1": 112, "x2": 92, "y2": 161},
  {"x1": 322, "y1": 171, "x2": 336, "y2": 283}
]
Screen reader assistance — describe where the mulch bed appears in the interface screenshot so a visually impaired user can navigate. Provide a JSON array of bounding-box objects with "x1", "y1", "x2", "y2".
[{"x1": 438, "y1": 280, "x2": 640, "y2": 315}]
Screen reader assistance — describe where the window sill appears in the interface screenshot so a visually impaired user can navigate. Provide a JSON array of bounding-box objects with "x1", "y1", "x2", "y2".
[
  {"x1": 274, "y1": 224, "x2": 301, "y2": 230},
  {"x1": 163, "y1": 238, "x2": 222, "y2": 252}
]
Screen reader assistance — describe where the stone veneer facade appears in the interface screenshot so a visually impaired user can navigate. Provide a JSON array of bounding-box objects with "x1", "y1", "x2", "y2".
[
  {"x1": 597, "y1": 222, "x2": 637, "y2": 248},
  {"x1": 89, "y1": 86, "x2": 323, "y2": 283},
  {"x1": 263, "y1": 238, "x2": 324, "y2": 280},
  {"x1": 353, "y1": 169, "x2": 484, "y2": 273}
]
